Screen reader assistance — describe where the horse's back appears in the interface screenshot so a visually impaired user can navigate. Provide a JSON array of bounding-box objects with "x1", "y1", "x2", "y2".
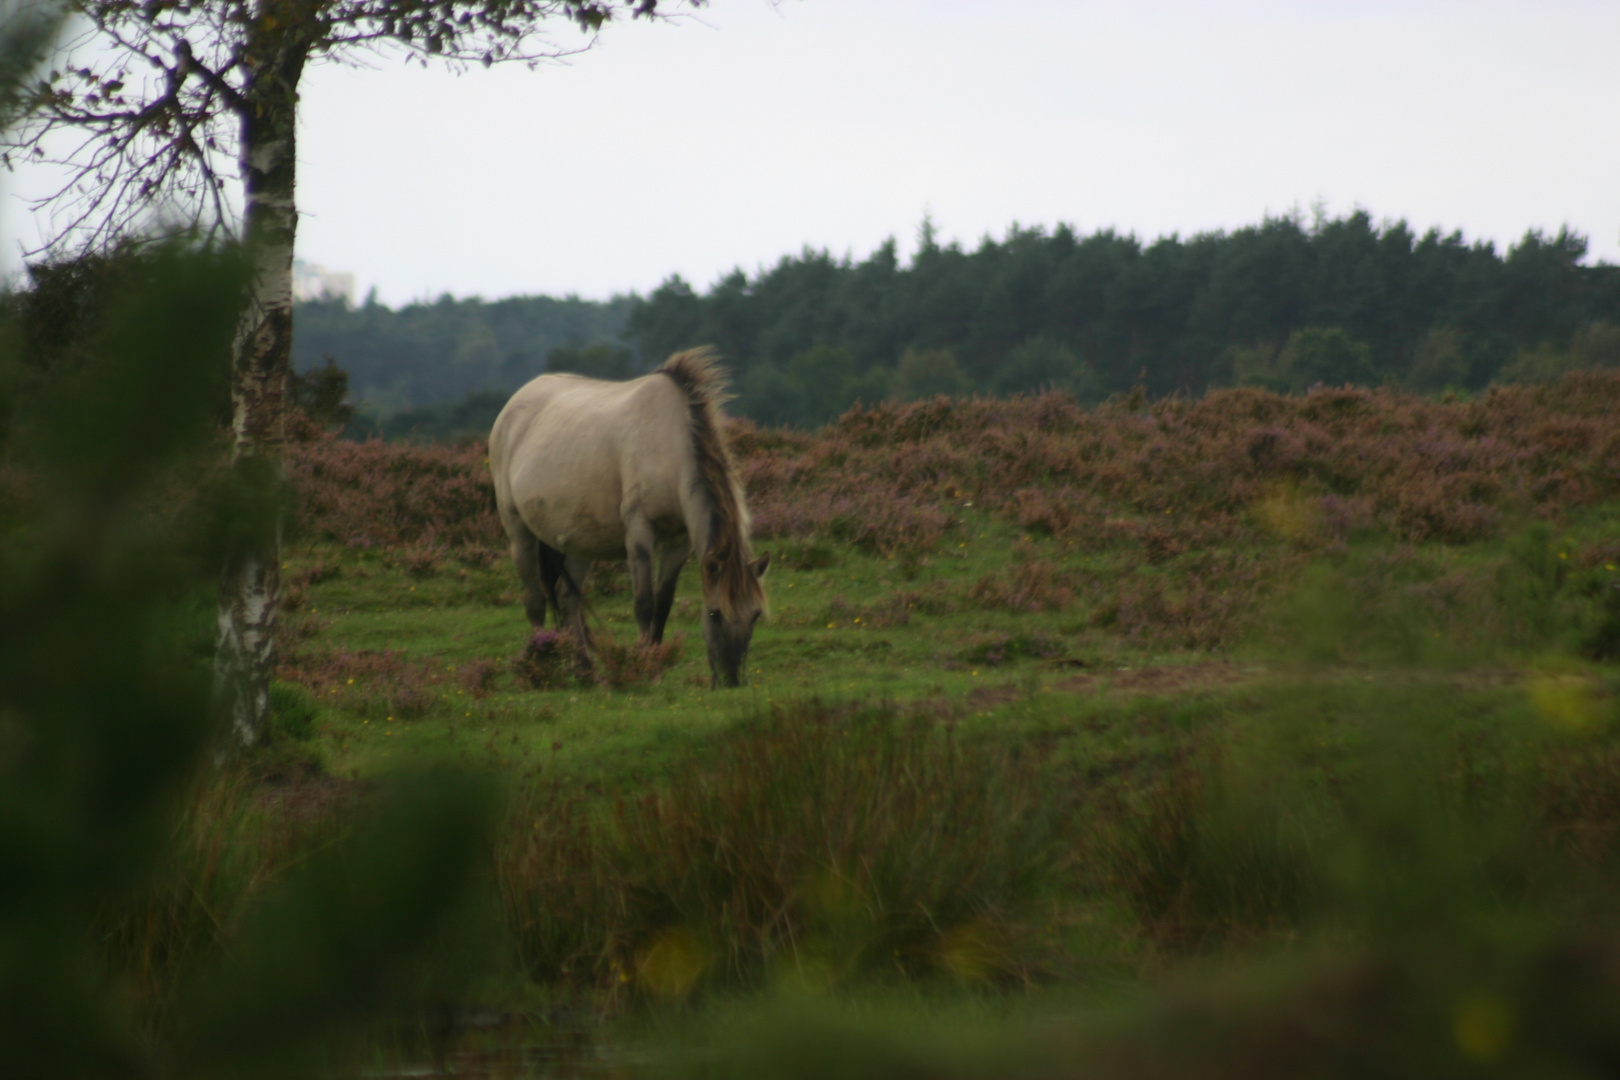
[{"x1": 491, "y1": 372, "x2": 691, "y2": 558}]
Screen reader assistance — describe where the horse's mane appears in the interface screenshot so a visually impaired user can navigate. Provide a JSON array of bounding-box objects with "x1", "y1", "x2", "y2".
[{"x1": 658, "y1": 348, "x2": 762, "y2": 618}]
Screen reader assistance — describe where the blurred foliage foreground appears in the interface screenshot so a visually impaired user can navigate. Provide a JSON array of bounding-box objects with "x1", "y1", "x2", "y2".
[
  {"x1": 0, "y1": 244, "x2": 499, "y2": 1078},
  {"x1": 4, "y1": 246, "x2": 1620, "y2": 1078}
]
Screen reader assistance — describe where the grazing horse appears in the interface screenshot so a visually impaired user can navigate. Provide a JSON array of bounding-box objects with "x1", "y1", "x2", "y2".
[{"x1": 489, "y1": 348, "x2": 770, "y2": 688}]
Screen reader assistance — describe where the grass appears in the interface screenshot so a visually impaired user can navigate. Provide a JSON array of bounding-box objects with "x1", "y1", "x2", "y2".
[
  {"x1": 272, "y1": 508, "x2": 1224, "y2": 785},
  {"x1": 101, "y1": 378, "x2": 1620, "y2": 1075},
  {"x1": 274, "y1": 494, "x2": 1620, "y2": 780}
]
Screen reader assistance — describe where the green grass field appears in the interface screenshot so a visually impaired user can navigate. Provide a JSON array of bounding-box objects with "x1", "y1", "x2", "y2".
[
  {"x1": 275, "y1": 497, "x2": 1620, "y2": 781},
  {"x1": 278, "y1": 513, "x2": 1246, "y2": 784},
  {"x1": 242, "y1": 496, "x2": 1620, "y2": 1076}
]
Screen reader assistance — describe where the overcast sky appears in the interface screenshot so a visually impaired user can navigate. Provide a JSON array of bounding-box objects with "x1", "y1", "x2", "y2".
[{"x1": 7, "y1": 0, "x2": 1619, "y2": 307}]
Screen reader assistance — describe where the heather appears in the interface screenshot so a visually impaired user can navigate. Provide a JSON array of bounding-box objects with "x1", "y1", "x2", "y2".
[
  {"x1": 742, "y1": 372, "x2": 1620, "y2": 550},
  {"x1": 295, "y1": 373, "x2": 1620, "y2": 552},
  {"x1": 286, "y1": 412, "x2": 500, "y2": 551},
  {"x1": 287, "y1": 372, "x2": 1620, "y2": 650}
]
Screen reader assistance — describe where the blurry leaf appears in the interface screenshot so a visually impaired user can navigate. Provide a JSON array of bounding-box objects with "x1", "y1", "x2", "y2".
[{"x1": 179, "y1": 768, "x2": 496, "y2": 1078}]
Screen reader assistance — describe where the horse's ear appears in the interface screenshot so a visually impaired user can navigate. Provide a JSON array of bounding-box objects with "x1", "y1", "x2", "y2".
[{"x1": 750, "y1": 552, "x2": 771, "y2": 579}]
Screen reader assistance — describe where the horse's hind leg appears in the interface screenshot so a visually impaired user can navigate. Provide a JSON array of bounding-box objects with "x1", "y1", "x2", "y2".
[
  {"x1": 549, "y1": 549, "x2": 593, "y2": 649},
  {"x1": 509, "y1": 526, "x2": 550, "y2": 630}
]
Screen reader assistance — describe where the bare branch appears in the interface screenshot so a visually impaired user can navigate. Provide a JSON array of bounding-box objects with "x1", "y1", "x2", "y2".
[{"x1": 8, "y1": 0, "x2": 700, "y2": 255}]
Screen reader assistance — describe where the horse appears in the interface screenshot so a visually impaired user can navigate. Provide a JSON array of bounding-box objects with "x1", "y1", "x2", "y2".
[{"x1": 488, "y1": 348, "x2": 770, "y2": 688}]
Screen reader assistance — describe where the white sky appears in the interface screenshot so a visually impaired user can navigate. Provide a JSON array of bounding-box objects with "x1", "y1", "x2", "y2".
[{"x1": 8, "y1": 0, "x2": 1620, "y2": 306}]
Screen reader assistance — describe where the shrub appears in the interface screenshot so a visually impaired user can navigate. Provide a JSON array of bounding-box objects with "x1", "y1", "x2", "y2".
[
  {"x1": 512, "y1": 625, "x2": 684, "y2": 693},
  {"x1": 455, "y1": 659, "x2": 503, "y2": 699},
  {"x1": 966, "y1": 560, "x2": 1082, "y2": 613},
  {"x1": 1094, "y1": 561, "x2": 1266, "y2": 651},
  {"x1": 955, "y1": 631, "x2": 1066, "y2": 668},
  {"x1": 591, "y1": 632, "x2": 684, "y2": 690},
  {"x1": 512, "y1": 629, "x2": 580, "y2": 691}
]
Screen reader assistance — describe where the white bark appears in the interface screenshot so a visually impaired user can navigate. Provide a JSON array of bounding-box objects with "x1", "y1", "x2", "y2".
[{"x1": 211, "y1": 33, "x2": 305, "y2": 752}]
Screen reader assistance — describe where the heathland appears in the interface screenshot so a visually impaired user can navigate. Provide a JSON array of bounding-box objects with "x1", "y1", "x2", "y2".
[
  {"x1": 277, "y1": 376, "x2": 1620, "y2": 1072},
  {"x1": 8, "y1": 251, "x2": 1620, "y2": 1074}
]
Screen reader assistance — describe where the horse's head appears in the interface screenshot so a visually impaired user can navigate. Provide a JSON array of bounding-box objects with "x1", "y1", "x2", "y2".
[{"x1": 702, "y1": 552, "x2": 770, "y2": 688}]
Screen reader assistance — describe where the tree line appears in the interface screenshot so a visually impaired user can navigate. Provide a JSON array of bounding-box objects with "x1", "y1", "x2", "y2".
[
  {"x1": 628, "y1": 211, "x2": 1620, "y2": 427},
  {"x1": 293, "y1": 292, "x2": 636, "y2": 421},
  {"x1": 293, "y1": 209, "x2": 1620, "y2": 435}
]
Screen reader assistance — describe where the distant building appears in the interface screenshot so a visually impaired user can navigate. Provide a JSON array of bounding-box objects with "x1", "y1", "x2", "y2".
[{"x1": 293, "y1": 260, "x2": 358, "y2": 306}]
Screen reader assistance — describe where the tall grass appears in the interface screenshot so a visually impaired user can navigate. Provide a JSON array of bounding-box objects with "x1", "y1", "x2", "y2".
[
  {"x1": 499, "y1": 703, "x2": 1059, "y2": 997},
  {"x1": 100, "y1": 766, "x2": 359, "y2": 1030}
]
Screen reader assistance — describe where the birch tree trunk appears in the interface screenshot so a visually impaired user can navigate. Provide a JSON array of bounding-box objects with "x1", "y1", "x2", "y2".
[{"x1": 213, "y1": 24, "x2": 309, "y2": 752}]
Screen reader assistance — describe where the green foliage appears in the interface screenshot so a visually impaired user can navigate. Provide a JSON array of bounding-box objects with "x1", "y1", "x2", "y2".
[
  {"x1": 618, "y1": 212, "x2": 1620, "y2": 415},
  {"x1": 269, "y1": 681, "x2": 319, "y2": 742},
  {"x1": 287, "y1": 355, "x2": 354, "y2": 429},
  {"x1": 1279, "y1": 326, "x2": 1376, "y2": 388},
  {"x1": 1407, "y1": 325, "x2": 1472, "y2": 391},
  {"x1": 546, "y1": 341, "x2": 636, "y2": 380},
  {"x1": 1498, "y1": 321, "x2": 1620, "y2": 385},
  {"x1": 737, "y1": 346, "x2": 895, "y2": 429},
  {"x1": 1580, "y1": 581, "x2": 1620, "y2": 661},
  {"x1": 289, "y1": 213, "x2": 1620, "y2": 438},
  {"x1": 1239, "y1": 327, "x2": 1376, "y2": 392},
  {"x1": 786, "y1": 346, "x2": 854, "y2": 422},
  {"x1": 292, "y1": 292, "x2": 636, "y2": 416},
  {"x1": 893, "y1": 347, "x2": 972, "y2": 400},
  {"x1": 352, "y1": 388, "x2": 509, "y2": 443},
  {"x1": 1496, "y1": 523, "x2": 1565, "y2": 647},
  {"x1": 989, "y1": 335, "x2": 1082, "y2": 397},
  {"x1": 0, "y1": 240, "x2": 498, "y2": 1077}
]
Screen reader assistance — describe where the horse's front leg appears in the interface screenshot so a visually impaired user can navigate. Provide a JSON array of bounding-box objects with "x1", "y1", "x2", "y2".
[
  {"x1": 625, "y1": 518, "x2": 660, "y2": 644},
  {"x1": 650, "y1": 537, "x2": 690, "y2": 645}
]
